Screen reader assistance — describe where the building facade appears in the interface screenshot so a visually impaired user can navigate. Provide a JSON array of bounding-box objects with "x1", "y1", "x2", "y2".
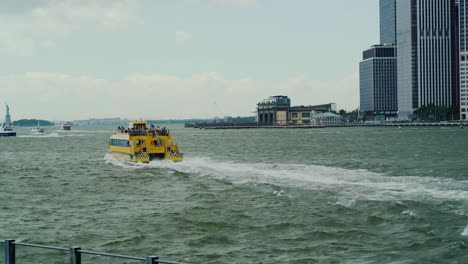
[
  {"x1": 380, "y1": 0, "x2": 397, "y2": 44},
  {"x1": 360, "y1": 45, "x2": 398, "y2": 120},
  {"x1": 460, "y1": 0, "x2": 468, "y2": 120},
  {"x1": 257, "y1": 95, "x2": 291, "y2": 125},
  {"x1": 289, "y1": 106, "x2": 313, "y2": 124},
  {"x1": 396, "y1": 0, "x2": 457, "y2": 120},
  {"x1": 312, "y1": 112, "x2": 344, "y2": 126},
  {"x1": 257, "y1": 96, "x2": 336, "y2": 125}
]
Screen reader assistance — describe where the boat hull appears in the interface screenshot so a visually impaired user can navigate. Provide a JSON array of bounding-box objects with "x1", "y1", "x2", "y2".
[
  {"x1": 109, "y1": 151, "x2": 183, "y2": 163},
  {"x1": 0, "y1": 132, "x2": 16, "y2": 137}
]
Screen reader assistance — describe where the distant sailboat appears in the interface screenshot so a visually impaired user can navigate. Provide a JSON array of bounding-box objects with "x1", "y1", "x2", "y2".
[{"x1": 31, "y1": 122, "x2": 45, "y2": 136}]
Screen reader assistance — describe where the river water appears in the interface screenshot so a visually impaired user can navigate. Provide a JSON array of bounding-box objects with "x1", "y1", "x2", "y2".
[{"x1": 0, "y1": 125, "x2": 467, "y2": 263}]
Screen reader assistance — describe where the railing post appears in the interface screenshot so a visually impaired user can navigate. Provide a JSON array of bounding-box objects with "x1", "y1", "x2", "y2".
[
  {"x1": 4, "y1": 240, "x2": 16, "y2": 264},
  {"x1": 69, "y1": 247, "x2": 81, "y2": 264},
  {"x1": 146, "y1": 256, "x2": 159, "y2": 264}
]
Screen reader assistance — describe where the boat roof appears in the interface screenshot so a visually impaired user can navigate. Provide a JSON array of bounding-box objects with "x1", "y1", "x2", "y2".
[
  {"x1": 129, "y1": 121, "x2": 149, "y2": 127},
  {"x1": 130, "y1": 121, "x2": 148, "y2": 125}
]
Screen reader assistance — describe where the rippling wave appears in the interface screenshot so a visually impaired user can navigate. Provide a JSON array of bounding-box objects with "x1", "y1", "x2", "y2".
[
  {"x1": 105, "y1": 155, "x2": 468, "y2": 205},
  {"x1": 4, "y1": 126, "x2": 468, "y2": 263}
]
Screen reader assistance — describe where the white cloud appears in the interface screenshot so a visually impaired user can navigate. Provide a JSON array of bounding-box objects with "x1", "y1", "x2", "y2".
[
  {"x1": 279, "y1": 73, "x2": 359, "y2": 111},
  {"x1": 175, "y1": 31, "x2": 191, "y2": 47},
  {"x1": 0, "y1": 71, "x2": 358, "y2": 120},
  {"x1": 0, "y1": 0, "x2": 142, "y2": 55}
]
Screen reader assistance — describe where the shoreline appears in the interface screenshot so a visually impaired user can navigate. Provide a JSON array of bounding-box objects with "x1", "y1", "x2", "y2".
[{"x1": 186, "y1": 122, "x2": 465, "y2": 129}]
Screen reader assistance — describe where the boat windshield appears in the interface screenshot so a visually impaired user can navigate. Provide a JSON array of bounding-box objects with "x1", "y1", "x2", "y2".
[{"x1": 133, "y1": 124, "x2": 147, "y2": 130}]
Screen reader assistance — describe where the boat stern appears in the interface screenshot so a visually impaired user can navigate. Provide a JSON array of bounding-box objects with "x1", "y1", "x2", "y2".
[{"x1": 165, "y1": 152, "x2": 184, "y2": 162}]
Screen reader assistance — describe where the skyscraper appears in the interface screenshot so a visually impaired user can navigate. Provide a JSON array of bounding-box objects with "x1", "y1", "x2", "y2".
[
  {"x1": 360, "y1": 45, "x2": 398, "y2": 120},
  {"x1": 460, "y1": 0, "x2": 468, "y2": 120},
  {"x1": 396, "y1": 0, "x2": 456, "y2": 120},
  {"x1": 380, "y1": 0, "x2": 397, "y2": 44},
  {"x1": 359, "y1": 0, "x2": 398, "y2": 121}
]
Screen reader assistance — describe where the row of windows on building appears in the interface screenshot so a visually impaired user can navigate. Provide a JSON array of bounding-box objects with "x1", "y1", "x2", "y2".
[{"x1": 291, "y1": 113, "x2": 311, "y2": 118}]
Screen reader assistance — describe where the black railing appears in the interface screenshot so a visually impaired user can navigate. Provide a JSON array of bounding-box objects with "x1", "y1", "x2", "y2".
[{"x1": 1, "y1": 240, "x2": 186, "y2": 264}]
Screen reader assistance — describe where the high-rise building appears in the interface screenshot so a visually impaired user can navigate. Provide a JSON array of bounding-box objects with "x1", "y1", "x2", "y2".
[
  {"x1": 380, "y1": 0, "x2": 397, "y2": 44},
  {"x1": 360, "y1": 45, "x2": 398, "y2": 120},
  {"x1": 460, "y1": 0, "x2": 468, "y2": 120},
  {"x1": 396, "y1": 0, "x2": 457, "y2": 120},
  {"x1": 359, "y1": 0, "x2": 398, "y2": 120}
]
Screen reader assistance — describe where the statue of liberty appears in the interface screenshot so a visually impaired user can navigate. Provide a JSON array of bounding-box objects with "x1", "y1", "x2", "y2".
[{"x1": 5, "y1": 104, "x2": 12, "y2": 126}]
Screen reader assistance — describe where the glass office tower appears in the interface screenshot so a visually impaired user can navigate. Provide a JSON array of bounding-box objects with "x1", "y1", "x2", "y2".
[
  {"x1": 360, "y1": 45, "x2": 398, "y2": 120},
  {"x1": 380, "y1": 0, "x2": 397, "y2": 44},
  {"x1": 396, "y1": 0, "x2": 456, "y2": 120},
  {"x1": 460, "y1": 0, "x2": 468, "y2": 120}
]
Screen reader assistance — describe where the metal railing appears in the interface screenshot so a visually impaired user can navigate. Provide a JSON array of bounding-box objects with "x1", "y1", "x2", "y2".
[{"x1": 1, "y1": 240, "x2": 186, "y2": 264}]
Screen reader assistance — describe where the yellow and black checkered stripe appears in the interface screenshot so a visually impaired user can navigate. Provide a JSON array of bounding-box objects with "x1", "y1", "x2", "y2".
[
  {"x1": 169, "y1": 153, "x2": 184, "y2": 158},
  {"x1": 135, "y1": 154, "x2": 149, "y2": 159}
]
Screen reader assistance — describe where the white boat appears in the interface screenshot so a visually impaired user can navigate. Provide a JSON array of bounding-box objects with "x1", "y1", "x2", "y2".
[
  {"x1": 31, "y1": 123, "x2": 46, "y2": 135},
  {"x1": 0, "y1": 123, "x2": 16, "y2": 137}
]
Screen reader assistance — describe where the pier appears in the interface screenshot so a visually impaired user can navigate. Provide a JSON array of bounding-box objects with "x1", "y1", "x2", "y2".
[{"x1": 1, "y1": 240, "x2": 186, "y2": 264}]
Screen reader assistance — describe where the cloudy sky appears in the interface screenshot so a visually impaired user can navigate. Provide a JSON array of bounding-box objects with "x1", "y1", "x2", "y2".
[{"x1": 0, "y1": 0, "x2": 378, "y2": 121}]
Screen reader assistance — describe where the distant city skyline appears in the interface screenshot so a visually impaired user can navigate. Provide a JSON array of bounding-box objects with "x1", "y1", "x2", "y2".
[
  {"x1": 361, "y1": 0, "x2": 465, "y2": 121},
  {"x1": 0, "y1": 0, "x2": 379, "y2": 120}
]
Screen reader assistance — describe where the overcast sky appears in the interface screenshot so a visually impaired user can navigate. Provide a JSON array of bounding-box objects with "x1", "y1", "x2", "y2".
[{"x1": 0, "y1": 0, "x2": 379, "y2": 121}]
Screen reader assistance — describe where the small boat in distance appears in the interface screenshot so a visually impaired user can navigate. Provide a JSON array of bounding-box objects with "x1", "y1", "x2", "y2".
[
  {"x1": 108, "y1": 121, "x2": 183, "y2": 163},
  {"x1": 62, "y1": 123, "x2": 71, "y2": 131},
  {"x1": 0, "y1": 123, "x2": 16, "y2": 137},
  {"x1": 31, "y1": 122, "x2": 46, "y2": 136}
]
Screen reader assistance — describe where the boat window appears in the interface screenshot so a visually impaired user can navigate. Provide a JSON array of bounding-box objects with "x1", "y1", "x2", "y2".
[{"x1": 110, "y1": 139, "x2": 130, "y2": 147}]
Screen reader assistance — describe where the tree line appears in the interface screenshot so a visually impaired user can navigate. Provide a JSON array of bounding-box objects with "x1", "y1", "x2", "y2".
[
  {"x1": 12, "y1": 119, "x2": 54, "y2": 127},
  {"x1": 412, "y1": 105, "x2": 459, "y2": 121}
]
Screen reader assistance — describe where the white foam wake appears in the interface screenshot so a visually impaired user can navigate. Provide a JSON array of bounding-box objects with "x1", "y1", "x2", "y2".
[
  {"x1": 19, "y1": 132, "x2": 62, "y2": 138},
  {"x1": 104, "y1": 155, "x2": 468, "y2": 203},
  {"x1": 463, "y1": 221, "x2": 468, "y2": 236}
]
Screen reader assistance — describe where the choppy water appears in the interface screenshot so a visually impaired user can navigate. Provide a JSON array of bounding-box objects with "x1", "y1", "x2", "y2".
[{"x1": 1, "y1": 125, "x2": 468, "y2": 263}]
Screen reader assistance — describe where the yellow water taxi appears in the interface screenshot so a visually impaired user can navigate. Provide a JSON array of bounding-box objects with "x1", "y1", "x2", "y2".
[{"x1": 108, "y1": 121, "x2": 183, "y2": 163}]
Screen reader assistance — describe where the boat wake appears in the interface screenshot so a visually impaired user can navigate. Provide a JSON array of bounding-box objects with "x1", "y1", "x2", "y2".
[
  {"x1": 57, "y1": 129, "x2": 111, "y2": 133},
  {"x1": 104, "y1": 155, "x2": 468, "y2": 204},
  {"x1": 463, "y1": 221, "x2": 468, "y2": 236},
  {"x1": 19, "y1": 132, "x2": 87, "y2": 138},
  {"x1": 19, "y1": 133, "x2": 61, "y2": 138}
]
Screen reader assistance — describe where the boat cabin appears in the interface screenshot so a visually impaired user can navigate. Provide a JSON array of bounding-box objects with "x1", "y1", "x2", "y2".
[{"x1": 129, "y1": 121, "x2": 148, "y2": 131}]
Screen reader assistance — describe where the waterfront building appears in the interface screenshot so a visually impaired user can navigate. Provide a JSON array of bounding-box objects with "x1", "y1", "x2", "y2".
[
  {"x1": 257, "y1": 95, "x2": 291, "y2": 125},
  {"x1": 380, "y1": 0, "x2": 397, "y2": 44},
  {"x1": 360, "y1": 45, "x2": 398, "y2": 120},
  {"x1": 288, "y1": 104, "x2": 336, "y2": 125},
  {"x1": 460, "y1": 0, "x2": 468, "y2": 120},
  {"x1": 311, "y1": 112, "x2": 344, "y2": 126},
  {"x1": 396, "y1": 0, "x2": 458, "y2": 120},
  {"x1": 256, "y1": 96, "x2": 337, "y2": 125},
  {"x1": 289, "y1": 106, "x2": 313, "y2": 125}
]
